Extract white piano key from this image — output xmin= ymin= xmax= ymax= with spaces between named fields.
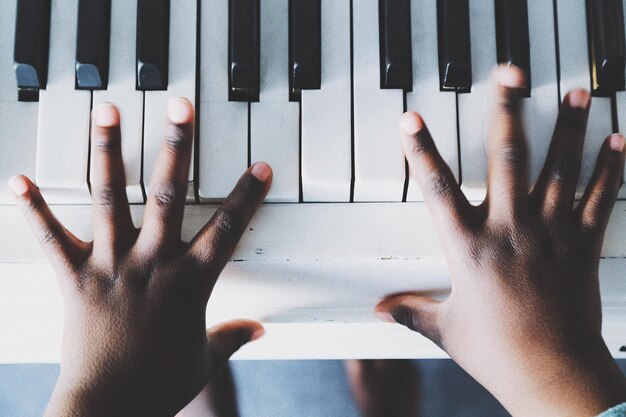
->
xmin=143 ymin=0 xmax=197 ymax=202
xmin=36 ymin=0 xmax=91 ymax=204
xmin=198 ymin=0 xmax=249 ymax=202
xmin=615 ymin=0 xmax=626 ymax=199
xmin=93 ymin=0 xmax=144 ymax=204
xmin=0 ymin=0 xmax=38 ymax=204
xmin=406 ymin=0 xmax=458 ymax=202
xmin=457 ymin=0 xmax=497 ymax=202
xmin=557 ymin=0 xmax=614 ymax=197
xmin=301 ymin=0 xmax=352 ymax=202
xmin=250 ymin=0 xmax=300 ymax=203
xmin=352 ymin=0 xmax=405 ymax=202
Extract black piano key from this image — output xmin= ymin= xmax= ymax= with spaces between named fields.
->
xmin=76 ymin=0 xmax=111 ymax=90
xmin=136 ymin=0 xmax=170 ymax=91
xmin=13 ymin=0 xmax=52 ymax=98
xmin=289 ymin=0 xmax=321 ymax=101
xmin=229 ymin=0 xmax=260 ymax=102
xmin=379 ymin=0 xmax=413 ymax=90
xmin=587 ymin=0 xmax=625 ymax=95
xmin=437 ymin=0 xmax=472 ymax=93
xmin=495 ymin=0 xmax=531 ymax=97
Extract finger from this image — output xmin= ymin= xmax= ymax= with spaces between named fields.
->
xmin=400 ymin=111 xmax=471 ymax=232
xmin=90 ymin=103 xmax=135 ymax=254
xmin=138 ymin=97 xmax=194 ymax=252
xmin=205 ymin=319 xmax=264 ymax=375
xmin=188 ymin=162 xmax=271 ymax=290
xmin=486 ymin=65 xmax=528 ymax=221
xmin=375 ymin=294 xmax=444 ymax=348
xmin=531 ymin=90 xmax=591 ymax=218
xmin=575 ymin=134 xmax=625 ymax=235
xmin=9 ymin=176 xmax=87 ymax=271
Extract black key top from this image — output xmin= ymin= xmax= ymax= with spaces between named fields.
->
xmin=587 ymin=0 xmax=625 ymax=95
xmin=289 ymin=0 xmax=321 ymax=101
xmin=379 ymin=0 xmax=412 ymax=90
xmin=437 ymin=0 xmax=472 ymax=93
xmin=76 ymin=0 xmax=111 ymax=90
xmin=136 ymin=0 xmax=170 ymax=91
xmin=495 ymin=0 xmax=531 ymax=97
xmin=14 ymin=0 xmax=52 ymax=100
xmin=229 ymin=0 xmax=260 ymax=102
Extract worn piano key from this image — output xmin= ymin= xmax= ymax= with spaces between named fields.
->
xmin=250 ymin=0 xmax=300 ymax=202
xmin=289 ymin=0 xmax=321 ymax=101
xmin=557 ymin=0 xmax=614 ymax=194
xmin=301 ymin=0 xmax=352 ymax=202
xmin=0 ymin=0 xmax=38 ymax=203
xmin=587 ymin=0 xmax=625 ymax=95
xmin=379 ymin=0 xmax=413 ymax=90
xmin=75 ymin=0 xmax=111 ymax=90
xmin=229 ymin=0 xmax=260 ymax=102
xmin=406 ymin=0 xmax=458 ymax=201
xmin=495 ymin=0 xmax=531 ymax=97
xmin=36 ymin=0 xmax=92 ymax=204
xmin=199 ymin=0 xmax=249 ymax=201
xmin=93 ymin=0 xmax=144 ymax=203
xmin=353 ymin=0 xmax=405 ymax=202
xmin=13 ymin=0 xmax=52 ymax=99
xmin=136 ymin=0 xmax=170 ymax=91
xmin=437 ymin=0 xmax=471 ymax=92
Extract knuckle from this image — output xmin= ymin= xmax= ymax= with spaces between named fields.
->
xmin=426 ymin=173 xmax=453 ymax=196
xmin=212 ymin=208 xmax=245 ymax=245
xmin=549 ymin=157 xmax=577 ymax=184
xmin=407 ymin=134 xmax=434 ymax=157
xmin=92 ymin=130 xmax=120 ymax=153
xmin=150 ymin=183 xmax=179 ymax=210
xmin=164 ymin=124 xmax=192 ymax=153
xmin=498 ymin=141 xmax=526 ymax=167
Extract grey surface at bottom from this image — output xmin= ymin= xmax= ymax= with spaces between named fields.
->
xmin=1 ymin=360 xmax=625 ymax=417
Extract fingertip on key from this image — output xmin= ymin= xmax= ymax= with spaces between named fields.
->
xmin=8 ymin=175 xmax=30 ymax=196
xmin=250 ymin=162 xmax=272 ymax=182
xmin=609 ymin=134 xmax=625 ymax=153
xmin=493 ymin=64 xmax=526 ymax=89
xmin=400 ymin=111 xmax=425 ymax=137
xmin=167 ymin=97 xmax=194 ymax=125
xmin=565 ymin=89 xmax=591 ymax=109
xmin=93 ymin=103 xmax=120 ymax=128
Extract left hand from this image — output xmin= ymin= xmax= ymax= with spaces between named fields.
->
xmin=10 ymin=98 xmax=271 ymax=417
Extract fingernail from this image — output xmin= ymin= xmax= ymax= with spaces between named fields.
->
xmin=375 ymin=311 xmax=396 ymax=324
xmin=400 ymin=112 xmax=424 ymax=137
xmin=609 ymin=134 xmax=625 ymax=152
xmin=566 ymin=89 xmax=591 ymax=109
xmin=494 ymin=64 xmax=526 ymax=89
xmin=93 ymin=103 xmax=119 ymax=127
xmin=250 ymin=162 xmax=272 ymax=182
xmin=250 ymin=327 xmax=265 ymax=342
xmin=167 ymin=97 xmax=194 ymax=124
xmin=8 ymin=176 xmax=29 ymax=196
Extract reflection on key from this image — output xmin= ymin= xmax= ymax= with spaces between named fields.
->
xmin=289 ymin=0 xmax=321 ymax=101
xmin=76 ymin=0 xmax=111 ymax=90
xmin=229 ymin=0 xmax=260 ymax=102
xmin=437 ymin=0 xmax=471 ymax=92
xmin=379 ymin=0 xmax=413 ymax=90
xmin=136 ymin=0 xmax=170 ymax=91
xmin=13 ymin=0 xmax=52 ymax=101
xmin=587 ymin=0 xmax=625 ymax=96
xmin=495 ymin=0 xmax=531 ymax=97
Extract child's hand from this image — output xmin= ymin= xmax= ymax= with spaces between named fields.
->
xmin=377 ymin=66 xmax=626 ymax=416
xmin=10 ymin=98 xmax=271 ymax=417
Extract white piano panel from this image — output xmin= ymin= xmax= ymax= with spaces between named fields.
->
xmin=615 ymin=0 xmax=626 ymax=199
xmin=406 ymin=0 xmax=458 ymax=202
xmin=93 ymin=0 xmax=144 ymax=204
xmin=36 ymin=0 xmax=91 ymax=204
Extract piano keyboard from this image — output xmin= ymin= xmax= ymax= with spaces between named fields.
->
xmin=0 ymin=0 xmax=625 ymax=361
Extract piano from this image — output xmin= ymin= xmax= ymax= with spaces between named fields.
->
xmin=0 ymin=0 xmax=625 ymax=362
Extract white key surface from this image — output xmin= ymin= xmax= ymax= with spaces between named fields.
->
xmin=557 ymin=0 xmax=614 ymax=196
xmin=0 ymin=0 xmax=38 ymax=204
xmin=198 ymin=0 xmax=249 ymax=202
xmin=93 ymin=0 xmax=144 ymax=203
xmin=301 ymin=0 xmax=352 ymax=202
xmin=143 ymin=0 xmax=197 ymax=201
xmin=406 ymin=0 xmax=458 ymax=202
xmin=352 ymin=0 xmax=405 ymax=202
xmin=36 ymin=0 xmax=91 ymax=204
xmin=615 ymin=0 xmax=626 ymax=199
xmin=250 ymin=0 xmax=300 ymax=203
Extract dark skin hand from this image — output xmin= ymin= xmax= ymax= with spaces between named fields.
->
xmin=9 ymin=98 xmax=272 ymax=417
xmin=376 ymin=66 xmax=626 ymax=417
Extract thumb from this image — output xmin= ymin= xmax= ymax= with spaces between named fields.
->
xmin=375 ymin=294 xmax=444 ymax=348
xmin=206 ymin=319 xmax=264 ymax=370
